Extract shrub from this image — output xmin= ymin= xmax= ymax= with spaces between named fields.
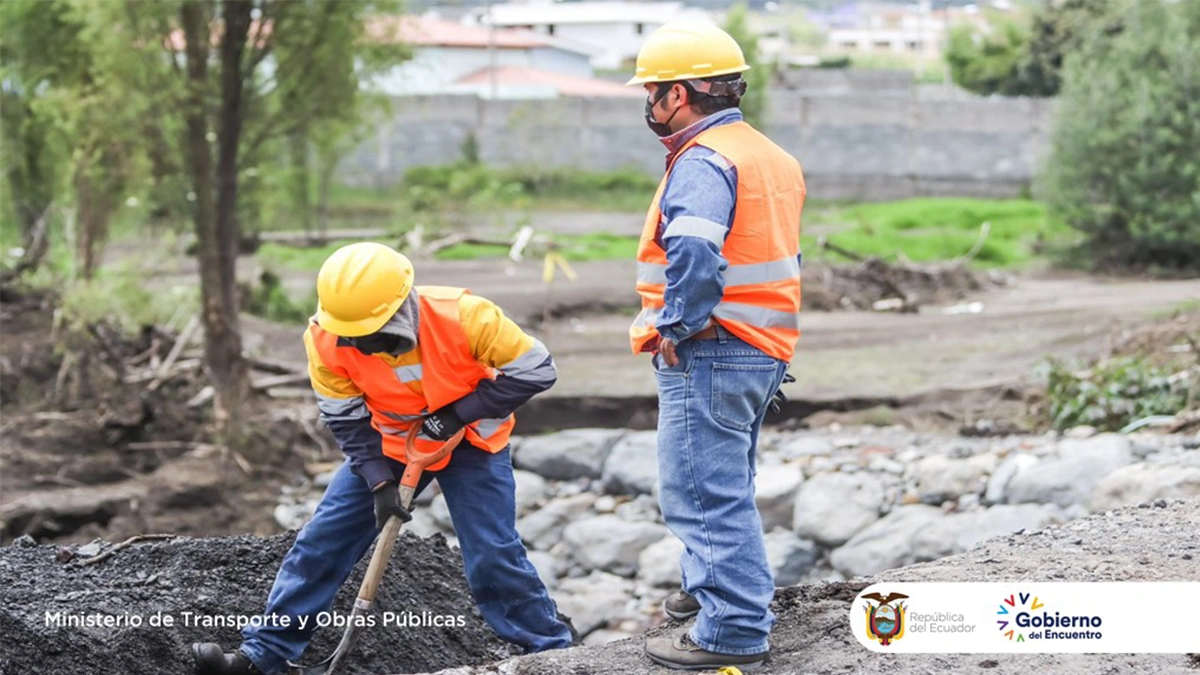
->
xmin=1039 ymin=0 xmax=1200 ymax=271
xmin=1045 ymin=357 xmax=1193 ymax=431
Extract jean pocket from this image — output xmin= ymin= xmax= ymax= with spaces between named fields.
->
xmin=710 ymin=362 xmax=779 ymax=431
xmin=652 ymin=349 xmax=688 ymax=378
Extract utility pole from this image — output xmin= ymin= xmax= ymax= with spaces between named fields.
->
xmin=487 ymin=1 xmax=497 ymax=99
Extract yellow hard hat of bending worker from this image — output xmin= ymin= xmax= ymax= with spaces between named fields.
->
xmin=316 ymin=242 xmax=414 ymax=337
xmin=626 ymin=21 xmax=750 ymax=85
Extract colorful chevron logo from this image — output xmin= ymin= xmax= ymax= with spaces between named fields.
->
xmin=996 ymin=592 xmax=1043 ymax=642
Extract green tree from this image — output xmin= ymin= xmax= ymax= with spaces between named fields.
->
xmin=945 ymin=0 xmax=1118 ymax=98
xmin=723 ymin=3 xmax=767 ymax=129
xmin=1019 ymin=0 xmax=1118 ymax=97
xmin=1040 ymin=0 xmax=1200 ymax=271
xmin=0 ymin=2 xmax=80 ymax=257
xmin=2 ymin=0 xmax=408 ymax=439
xmin=945 ymin=16 xmax=1030 ymax=96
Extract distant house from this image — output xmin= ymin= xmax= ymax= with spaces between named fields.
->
xmin=812 ymin=1 xmax=992 ymax=59
xmin=366 ymin=15 xmax=637 ymax=99
xmin=466 ymin=1 xmax=713 ymax=71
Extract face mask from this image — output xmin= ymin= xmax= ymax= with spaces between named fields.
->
xmin=644 ymin=86 xmax=681 ymax=137
xmin=350 ymin=332 xmax=403 ymax=356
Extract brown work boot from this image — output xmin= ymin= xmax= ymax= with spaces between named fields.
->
xmin=645 ymin=631 xmax=769 ymax=671
xmin=663 ymin=588 xmax=701 ymax=620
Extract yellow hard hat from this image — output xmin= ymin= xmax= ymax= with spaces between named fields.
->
xmin=626 ymin=21 xmax=749 ymax=86
xmin=315 ymin=242 xmax=414 ymax=337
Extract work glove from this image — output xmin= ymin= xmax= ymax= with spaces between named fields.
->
xmin=768 ymin=372 xmax=797 ymax=415
xmin=372 ymin=481 xmax=413 ymax=529
xmin=421 ymin=404 xmax=466 ymax=441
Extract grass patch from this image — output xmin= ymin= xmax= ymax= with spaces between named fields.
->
xmin=804 ymin=198 xmax=1074 ymax=268
xmin=257 ymin=239 xmax=397 ymax=271
xmin=436 ymin=232 xmax=640 ymax=262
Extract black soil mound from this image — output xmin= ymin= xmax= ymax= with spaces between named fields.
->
xmin=0 ymin=532 xmax=511 ymax=675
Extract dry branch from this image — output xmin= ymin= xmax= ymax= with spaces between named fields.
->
xmin=75 ymin=534 xmax=176 ymax=567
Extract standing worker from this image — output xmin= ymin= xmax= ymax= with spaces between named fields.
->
xmin=627 ymin=22 xmax=805 ymax=671
xmin=192 ymin=242 xmax=572 ymax=675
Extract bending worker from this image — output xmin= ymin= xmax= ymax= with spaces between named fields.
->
xmin=192 ymin=242 xmax=572 ymax=675
xmin=627 ymin=22 xmax=805 ymax=671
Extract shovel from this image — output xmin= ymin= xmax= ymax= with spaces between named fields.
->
xmin=289 ymin=425 xmax=466 ymax=675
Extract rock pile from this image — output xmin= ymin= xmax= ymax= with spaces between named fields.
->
xmin=275 ymin=425 xmax=1199 ymax=645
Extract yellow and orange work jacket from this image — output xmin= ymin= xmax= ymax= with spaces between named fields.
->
xmin=305 ymin=286 xmax=522 ymax=471
xmin=630 ymin=120 xmax=806 ymax=362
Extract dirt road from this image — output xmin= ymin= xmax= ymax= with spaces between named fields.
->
xmin=127 ymin=232 xmax=1200 ymax=406
xmin=404 ymin=260 xmax=1200 ymax=402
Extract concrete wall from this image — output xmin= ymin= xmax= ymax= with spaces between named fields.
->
xmin=342 ymin=90 xmax=1052 ymax=200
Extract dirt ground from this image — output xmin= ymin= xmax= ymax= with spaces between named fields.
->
xmin=410 ymin=498 xmax=1200 ymax=675
xmin=0 ymin=531 xmax=512 ymax=675
xmin=0 ymin=289 xmax=322 ymax=544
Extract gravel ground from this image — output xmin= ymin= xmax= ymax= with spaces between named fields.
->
xmin=0 ymin=532 xmax=511 ymax=675
xmin=411 ymin=498 xmax=1200 ymax=675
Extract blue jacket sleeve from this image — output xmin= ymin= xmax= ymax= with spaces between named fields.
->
xmin=655 ymin=148 xmax=738 ymax=343
xmin=325 ymin=418 xmax=394 ymax=489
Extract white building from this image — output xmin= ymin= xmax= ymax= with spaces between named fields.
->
xmin=466 ymin=1 xmax=713 ymax=71
xmin=821 ymin=1 xmax=990 ymax=59
xmin=366 ymin=15 xmax=638 ymax=99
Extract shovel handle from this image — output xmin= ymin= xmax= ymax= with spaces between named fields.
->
xmin=356 ymin=426 xmax=466 ymax=604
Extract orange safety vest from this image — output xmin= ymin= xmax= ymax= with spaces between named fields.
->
xmin=309 ymin=286 xmax=516 ymax=471
xmin=630 ymin=121 xmax=806 ymax=362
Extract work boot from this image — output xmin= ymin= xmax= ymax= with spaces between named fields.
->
xmin=191 ymin=643 xmax=264 ymax=675
xmin=663 ymin=588 xmax=701 ymax=620
xmin=645 ymin=631 xmax=769 ymax=671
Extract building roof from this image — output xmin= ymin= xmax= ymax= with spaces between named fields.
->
xmin=368 ymin=15 xmax=550 ymax=49
xmin=455 ymin=66 xmax=644 ymax=98
xmin=476 ymin=1 xmax=711 ymax=27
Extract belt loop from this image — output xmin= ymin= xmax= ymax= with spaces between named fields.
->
xmin=715 ymin=322 xmax=729 ymax=343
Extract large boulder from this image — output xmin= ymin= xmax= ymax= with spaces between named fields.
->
xmin=829 ymin=505 xmax=945 ymax=577
xmin=777 ymin=436 xmax=834 ymax=458
xmin=636 ymin=536 xmax=684 ymax=588
xmin=1006 ymin=434 xmax=1133 ymax=508
xmin=554 ymin=571 xmax=635 ymax=636
xmin=428 ymin=493 xmax=455 ymax=531
xmin=914 ymin=453 xmax=998 ymax=502
xmin=517 ymin=493 xmax=597 ymax=551
xmin=562 ymin=514 xmax=669 ymax=577
xmin=403 ymin=508 xmax=444 ymax=539
xmin=526 ymin=550 xmax=564 ymax=590
xmin=984 ymin=453 xmax=1038 ymax=504
xmin=956 ymin=504 xmax=1065 ymax=550
xmin=1089 ymin=452 xmax=1200 ymax=511
xmin=910 ymin=512 xmax=977 ymax=561
xmin=755 ymin=463 xmax=805 ymax=531
xmin=601 ymin=431 xmax=659 ymax=496
xmin=792 ymin=472 xmax=889 ymax=547
xmin=763 ymin=530 xmax=818 ymax=586
xmin=515 ymin=429 xmax=626 ymax=481
xmin=513 ymin=469 xmax=548 ymax=517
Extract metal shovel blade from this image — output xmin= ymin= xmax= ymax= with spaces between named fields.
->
xmin=287 ymin=605 xmax=369 ymax=675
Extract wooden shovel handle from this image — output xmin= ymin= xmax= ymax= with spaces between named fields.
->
xmin=356 ymin=426 xmax=466 ymax=604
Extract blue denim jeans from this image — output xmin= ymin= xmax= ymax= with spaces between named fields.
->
xmin=239 ymin=445 xmax=571 ymax=674
xmin=654 ymin=326 xmax=788 ymax=655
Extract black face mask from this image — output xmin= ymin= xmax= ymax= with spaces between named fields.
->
xmin=350 ymin=332 xmax=403 ymax=356
xmin=644 ymin=86 xmax=681 ymax=137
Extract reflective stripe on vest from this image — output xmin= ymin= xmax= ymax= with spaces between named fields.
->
xmin=630 ymin=121 xmax=805 ymax=362
xmin=309 ymin=285 xmax=516 ymax=470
